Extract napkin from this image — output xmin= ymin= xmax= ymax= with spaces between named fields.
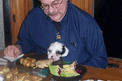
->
xmin=0 ymin=58 xmax=8 ymax=65
xmin=3 ymin=54 xmax=24 ymax=62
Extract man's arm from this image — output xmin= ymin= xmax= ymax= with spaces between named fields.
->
xmin=15 ymin=45 xmax=22 ymax=54
xmin=83 ymin=20 xmax=108 ymax=69
xmin=16 ymin=14 xmax=35 ymax=54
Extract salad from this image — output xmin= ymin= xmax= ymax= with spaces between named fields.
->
xmin=48 ymin=61 xmax=82 ymax=77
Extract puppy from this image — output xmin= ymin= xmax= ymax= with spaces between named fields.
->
xmin=47 ymin=42 xmax=69 ymax=61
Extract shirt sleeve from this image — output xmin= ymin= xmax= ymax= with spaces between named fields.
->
xmin=83 ymin=19 xmax=108 ymax=69
xmin=16 ymin=14 xmax=35 ymax=54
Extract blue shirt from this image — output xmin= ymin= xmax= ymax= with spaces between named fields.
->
xmin=16 ymin=2 xmax=108 ymax=68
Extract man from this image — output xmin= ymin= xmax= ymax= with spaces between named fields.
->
xmin=4 ymin=0 xmax=108 ymax=68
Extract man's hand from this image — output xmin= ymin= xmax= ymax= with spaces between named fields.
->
xmin=4 ymin=45 xmax=21 ymax=58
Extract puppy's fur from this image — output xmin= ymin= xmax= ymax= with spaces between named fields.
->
xmin=47 ymin=42 xmax=69 ymax=61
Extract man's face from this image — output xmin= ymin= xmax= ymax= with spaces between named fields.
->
xmin=40 ymin=0 xmax=68 ymax=22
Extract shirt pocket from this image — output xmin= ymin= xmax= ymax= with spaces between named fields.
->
xmin=68 ymin=39 xmax=85 ymax=60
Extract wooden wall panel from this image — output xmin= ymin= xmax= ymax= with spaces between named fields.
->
xmin=10 ymin=0 xmax=33 ymax=45
xmin=70 ymin=0 xmax=93 ymax=16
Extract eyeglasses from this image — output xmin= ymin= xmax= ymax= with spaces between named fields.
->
xmin=41 ymin=0 xmax=63 ymax=10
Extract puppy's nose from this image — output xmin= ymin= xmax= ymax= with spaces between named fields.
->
xmin=50 ymin=56 xmax=54 ymax=60
xmin=50 ymin=56 xmax=53 ymax=59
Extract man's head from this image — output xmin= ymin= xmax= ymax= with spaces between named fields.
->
xmin=39 ymin=0 xmax=68 ymax=22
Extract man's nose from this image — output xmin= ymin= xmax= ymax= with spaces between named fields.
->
xmin=48 ymin=6 xmax=55 ymax=13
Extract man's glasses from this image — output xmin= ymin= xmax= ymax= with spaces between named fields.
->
xmin=41 ymin=0 xmax=63 ymax=10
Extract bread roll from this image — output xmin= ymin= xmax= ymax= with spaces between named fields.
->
xmin=19 ymin=57 xmax=36 ymax=68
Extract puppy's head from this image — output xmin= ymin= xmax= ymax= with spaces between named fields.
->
xmin=47 ymin=42 xmax=69 ymax=61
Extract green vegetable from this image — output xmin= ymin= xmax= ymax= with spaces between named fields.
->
xmin=48 ymin=61 xmax=80 ymax=77
xmin=48 ymin=65 xmax=60 ymax=76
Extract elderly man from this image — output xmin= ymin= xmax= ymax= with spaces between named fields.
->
xmin=4 ymin=0 xmax=108 ymax=68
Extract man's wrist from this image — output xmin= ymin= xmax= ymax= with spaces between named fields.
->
xmin=15 ymin=45 xmax=22 ymax=54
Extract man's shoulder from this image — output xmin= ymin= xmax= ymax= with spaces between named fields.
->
xmin=28 ymin=6 xmax=44 ymax=16
xmin=24 ymin=6 xmax=47 ymax=23
xmin=68 ymin=2 xmax=99 ymax=30
xmin=68 ymin=2 xmax=93 ymax=20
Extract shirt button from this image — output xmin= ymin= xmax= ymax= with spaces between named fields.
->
xmin=71 ymin=42 xmax=74 ymax=45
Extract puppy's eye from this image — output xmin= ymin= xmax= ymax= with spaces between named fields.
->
xmin=48 ymin=50 xmax=52 ymax=53
xmin=56 ymin=51 xmax=61 ymax=54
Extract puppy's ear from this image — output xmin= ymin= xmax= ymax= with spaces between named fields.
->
xmin=47 ymin=42 xmax=54 ymax=53
xmin=61 ymin=45 xmax=69 ymax=57
xmin=48 ymin=42 xmax=53 ymax=48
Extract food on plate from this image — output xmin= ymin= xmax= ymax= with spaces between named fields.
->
xmin=0 ymin=66 xmax=43 ymax=81
xmin=60 ymin=66 xmax=80 ymax=77
xmin=48 ymin=61 xmax=81 ymax=77
xmin=10 ymin=72 xmax=29 ymax=81
xmin=35 ymin=59 xmax=53 ymax=68
xmin=29 ymin=75 xmax=43 ymax=81
xmin=0 ymin=66 xmax=10 ymax=74
xmin=4 ymin=68 xmax=18 ymax=79
xmin=20 ymin=57 xmax=54 ymax=68
xmin=19 ymin=57 xmax=36 ymax=68
xmin=31 ymin=58 xmax=36 ymax=63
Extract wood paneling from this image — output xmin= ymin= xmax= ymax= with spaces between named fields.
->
xmin=70 ymin=0 xmax=93 ymax=16
xmin=10 ymin=0 xmax=33 ymax=45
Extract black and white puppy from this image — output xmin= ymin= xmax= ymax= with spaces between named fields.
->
xmin=47 ymin=42 xmax=69 ymax=61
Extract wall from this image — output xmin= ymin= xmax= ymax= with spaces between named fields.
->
xmin=94 ymin=0 xmax=122 ymax=58
xmin=0 ymin=0 xmax=5 ymax=49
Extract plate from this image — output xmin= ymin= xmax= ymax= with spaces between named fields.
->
xmin=15 ymin=54 xmax=63 ymax=70
xmin=0 ymin=58 xmax=8 ymax=66
xmin=5 ymin=54 xmax=53 ymax=81
xmin=50 ymin=64 xmax=87 ymax=81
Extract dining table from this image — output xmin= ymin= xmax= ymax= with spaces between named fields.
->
xmin=0 ymin=50 xmax=122 ymax=81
